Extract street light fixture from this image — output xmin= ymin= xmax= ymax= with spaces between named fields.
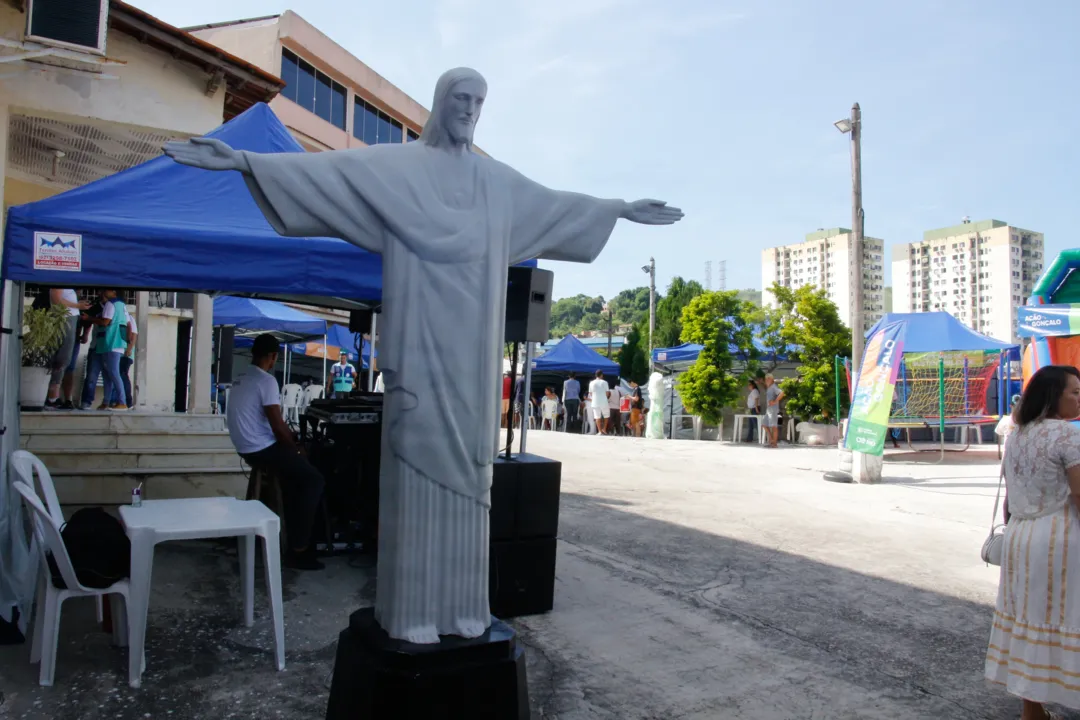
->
xmin=834 ymin=103 xmax=864 ymax=369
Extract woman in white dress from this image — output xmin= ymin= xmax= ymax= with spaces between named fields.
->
xmin=986 ymin=365 xmax=1080 ymax=719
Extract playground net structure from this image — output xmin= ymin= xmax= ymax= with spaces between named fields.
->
xmin=888 ymin=350 xmax=1001 ymax=427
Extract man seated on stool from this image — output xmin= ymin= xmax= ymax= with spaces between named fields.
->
xmin=228 ymin=333 xmax=326 ymax=570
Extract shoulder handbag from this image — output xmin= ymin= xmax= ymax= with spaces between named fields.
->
xmin=981 ymin=464 xmax=1006 ymax=566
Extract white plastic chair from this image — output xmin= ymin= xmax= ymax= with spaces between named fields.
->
xmin=540 ymin=401 xmax=557 ymax=430
xmin=11 ymin=451 xmax=105 ymax=625
xmin=13 ymin=481 xmax=136 ymax=687
xmin=280 ymin=383 xmax=303 ymax=424
xmin=301 ymin=385 xmax=325 ymax=415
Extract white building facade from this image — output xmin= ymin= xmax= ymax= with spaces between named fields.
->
xmin=761 ymin=228 xmax=885 ymax=333
xmin=892 ymin=219 xmax=1043 ymax=342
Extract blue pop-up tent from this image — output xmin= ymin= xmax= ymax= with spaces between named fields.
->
xmin=1 ymin=103 xmax=386 ymax=301
xmin=652 ymin=343 xmax=704 ymax=365
xmin=1 ymin=101 xmax=537 ymax=304
xmin=533 ymin=335 xmax=619 ymax=374
xmin=865 ymin=312 xmax=1020 ymax=359
xmin=288 ymin=323 xmax=375 ymax=365
xmin=652 ymin=336 xmax=793 ymax=368
xmin=213 ymin=296 xmax=327 ymax=337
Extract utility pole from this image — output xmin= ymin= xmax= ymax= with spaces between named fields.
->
xmin=644 ymin=257 xmax=656 ymax=372
xmin=851 ymin=103 xmax=864 ymax=369
xmin=718 ymin=259 xmax=727 ymax=291
xmin=835 ymin=103 xmax=864 ymax=368
xmin=605 ymin=304 xmax=614 ymax=358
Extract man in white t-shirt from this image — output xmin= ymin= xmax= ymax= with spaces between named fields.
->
xmin=228 ymin=334 xmax=326 ymax=570
xmin=607 ymin=381 xmax=624 ymax=436
xmin=588 ymin=369 xmax=611 ymax=435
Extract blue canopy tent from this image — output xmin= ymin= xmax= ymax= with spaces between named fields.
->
xmin=862 ymin=313 xmax=1020 ymax=441
xmin=213 ymin=296 xmax=327 ymax=338
xmin=288 ymin=323 xmax=375 ymax=367
xmin=1 ymin=103 xmax=386 ymax=303
xmin=1 ymin=101 xmax=536 ymax=307
xmin=532 ymin=335 xmax=619 ymax=375
xmin=652 ymin=336 xmax=793 ymax=371
xmin=865 ymin=312 xmax=1020 ymax=360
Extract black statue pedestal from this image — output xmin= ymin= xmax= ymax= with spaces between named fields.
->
xmin=325 ymin=608 xmax=529 ymax=720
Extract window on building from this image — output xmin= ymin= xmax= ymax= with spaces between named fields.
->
xmin=407 ymin=129 xmax=420 ymax=142
xmin=353 ymin=98 xmax=405 ymax=145
xmin=280 ymin=48 xmax=347 ymax=130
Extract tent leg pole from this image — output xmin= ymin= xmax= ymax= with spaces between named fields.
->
xmin=368 ymin=313 xmax=378 ymax=392
xmin=519 ymin=342 xmax=534 ymax=454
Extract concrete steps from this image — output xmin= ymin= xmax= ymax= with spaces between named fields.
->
xmin=19 ymin=411 xmax=247 ymax=506
xmin=20 ymin=411 xmax=226 ymax=433
xmin=21 ymin=430 xmax=235 ymax=451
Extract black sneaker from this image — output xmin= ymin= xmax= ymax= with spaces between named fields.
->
xmin=284 ymin=548 xmax=324 ymax=571
xmin=59 ymin=400 xmax=74 ymax=410
xmin=43 ymin=399 xmax=61 ymax=411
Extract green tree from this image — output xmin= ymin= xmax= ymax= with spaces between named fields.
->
xmin=753 ymin=304 xmax=791 ymax=374
xmin=618 ymin=322 xmax=649 ymax=384
xmin=770 ymin=283 xmax=852 ymax=423
xmin=654 ymin=277 xmax=703 ymax=348
xmin=676 ymin=290 xmax=756 ymax=425
xmin=735 ymin=288 xmax=762 ymax=306
xmin=549 ymin=294 xmax=604 ymax=337
xmin=607 ymin=286 xmax=651 ymax=327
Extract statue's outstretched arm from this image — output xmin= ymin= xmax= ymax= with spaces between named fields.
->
xmin=163 ymin=137 xmax=252 ymax=174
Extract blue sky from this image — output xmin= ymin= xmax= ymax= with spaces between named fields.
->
xmin=139 ymin=0 xmax=1079 ymax=301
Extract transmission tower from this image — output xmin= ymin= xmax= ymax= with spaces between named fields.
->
xmin=704 ymin=261 xmax=712 ymax=290
xmin=718 ymin=260 xmax=727 ymax=291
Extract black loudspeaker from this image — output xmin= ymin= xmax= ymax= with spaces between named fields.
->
xmin=349 ymin=308 xmax=372 ymax=334
xmin=490 ymin=454 xmax=561 ymax=618
xmin=214 ymin=326 xmax=235 ymax=384
xmin=491 ymin=454 xmax=561 ymax=541
xmin=505 ymin=267 xmax=554 ymax=343
xmin=490 ymin=538 xmax=557 ymax=619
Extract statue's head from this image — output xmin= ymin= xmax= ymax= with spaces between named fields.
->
xmin=420 ymin=67 xmax=487 ymax=151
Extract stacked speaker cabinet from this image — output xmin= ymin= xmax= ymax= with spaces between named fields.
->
xmin=489 ymin=453 xmax=561 ymax=618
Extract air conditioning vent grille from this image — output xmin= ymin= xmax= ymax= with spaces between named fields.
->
xmin=28 ymin=0 xmax=104 ymax=51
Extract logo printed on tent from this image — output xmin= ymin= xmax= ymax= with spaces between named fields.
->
xmin=32 ymin=231 xmax=81 ymax=272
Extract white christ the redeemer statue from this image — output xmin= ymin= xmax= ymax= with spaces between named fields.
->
xmin=165 ymin=67 xmax=683 ymax=644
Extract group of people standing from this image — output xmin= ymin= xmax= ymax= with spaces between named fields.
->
xmin=501 ymin=370 xmax=645 ymax=437
xmin=742 ymin=374 xmax=784 ymax=447
xmin=40 ymin=287 xmax=137 ymax=411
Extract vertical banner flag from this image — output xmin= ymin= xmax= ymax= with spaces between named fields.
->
xmin=844 ymin=321 xmax=906 ymax=455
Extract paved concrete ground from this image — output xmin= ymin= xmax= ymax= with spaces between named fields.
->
xmin=0 ymin=433 xmax=1059 ymax=719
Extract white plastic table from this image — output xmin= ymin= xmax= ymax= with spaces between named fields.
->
xmin=731 ymin=414 xmax=759 ymax=443
xmin=118 ymin=497 xmax=284 ymax=688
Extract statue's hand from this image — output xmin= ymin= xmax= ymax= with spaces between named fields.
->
xmin=621 ymin=199 xmax=684 ymax=226
xmin=162 ymin=137 xmax=245 ymax=172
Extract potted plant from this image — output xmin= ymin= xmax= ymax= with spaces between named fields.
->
xmin=20 ymin=303 xmax=69 ymax=410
